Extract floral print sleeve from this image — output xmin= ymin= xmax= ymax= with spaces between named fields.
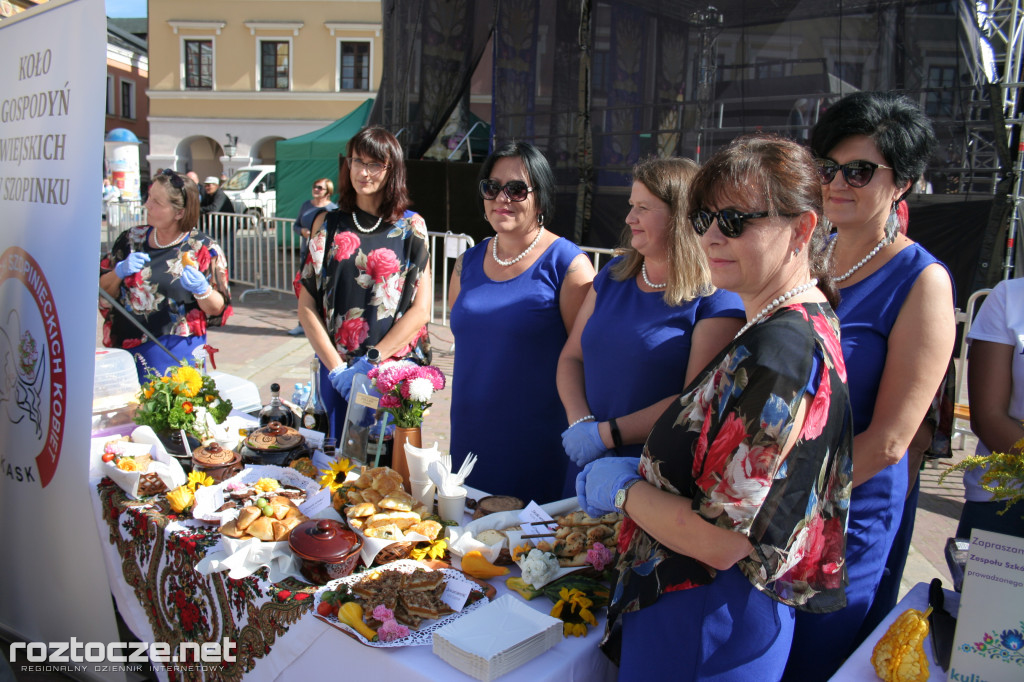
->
xmin=100 ymin=226 xmax=232 ymax=350
xmin=605 ymin=302 xmax=853 ymax=648
xmin=299 ymin=209 xmax=430 ymax=362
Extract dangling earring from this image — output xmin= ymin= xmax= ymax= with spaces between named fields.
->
xmin=793 ymin=247 xmax=801 ymax=256
xmin=884 ymin=200 xmax=900 ymax=241
xmin=538 ymin=213 xmax=545 ymax=227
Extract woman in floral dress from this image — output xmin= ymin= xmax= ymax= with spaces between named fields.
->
xmin=297 ymin=126 xmax=431 ymax=440
xmin=100 ymin=170 xmax=231 ymax=381
xmin=577 ymin=135 xmax=853 ymax=680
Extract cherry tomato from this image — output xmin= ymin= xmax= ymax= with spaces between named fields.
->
xmin=316 ymin=601 xmax=335 ymax=617
xmin=102 ymin=452 xmax=115 ymax=463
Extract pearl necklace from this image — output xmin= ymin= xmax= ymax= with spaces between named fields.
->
xmin=735 ymin=279 xmax=819 ymax=339
xmin=641 ymin=261 xmax=667 ymax=289
xmin=352 ymin=210 xmax=383 ymax=233
xmin=827 ymin=234 xmax=892 ymax=283
xmin=151 ymin=227 xmax=186 ymax=249
xmin=492 ymin=227 xmax=544 ymax=266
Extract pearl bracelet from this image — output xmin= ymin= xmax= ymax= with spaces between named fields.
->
xmin=569 ymin=414 xmax=596 ymax=428
xmin=194 ymin=288 xmax=214 ymax=300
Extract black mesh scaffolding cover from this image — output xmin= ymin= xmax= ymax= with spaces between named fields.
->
xmin=374 ymin=0 xmax=1011 ymax=292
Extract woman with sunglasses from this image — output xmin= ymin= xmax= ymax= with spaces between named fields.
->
xmin=784 ymin=92 xmax=955 ymax=680
xmin=556 ymin=157 xmax=744 ymax=493
xmin=448 ymin=141 xmax=595 ymax=503
xmin=288 ymin=178 xmax=337 ymax=335
xmin=577 ymin=134 xmax=852 ymax=680
xmin=297 ymin=126 xmax=431 ymax=441
xmin=100 ymin=170 xmax=231 ymax=381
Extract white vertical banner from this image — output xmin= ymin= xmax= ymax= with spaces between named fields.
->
xmin=0 ymin=0 xmax=121 ymax=679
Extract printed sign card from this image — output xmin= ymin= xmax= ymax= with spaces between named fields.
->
xmin=948 ymin=529 xmax=1024 ymax=682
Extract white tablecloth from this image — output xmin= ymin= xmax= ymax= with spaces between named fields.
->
xmin=832 ymin=581 xmax=960 ymax=681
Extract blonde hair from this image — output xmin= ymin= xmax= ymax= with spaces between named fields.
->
xmin=611 ymin=157 xmax=711 ymax=305
xmin=314 ymin=177 xmax=334 ymax=196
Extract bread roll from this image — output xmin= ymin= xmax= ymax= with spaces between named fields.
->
xmin=219 ymin=519 xmax=244 ymax=538
xmin=236 ymin=506 xmax=261 ymax=531
xmin=383 ymin=511 xmax=420 ymax=530
xmin=365 ymin=523 xmax=403 ymax=540
xmin=408 ymin=520 xmax=442 ymax=541
xmin=346 ymin=502 xmax=377 ymax=519
xmin=345 ymin=489 xmax=365 ymax=505
xmin=247 ymin=516 xmax=275 ymax=541
xmin=361 ymin=489 xmax=384 ymax=505
xmin=379 ymin=490 xmax=415 ymax=512
xmin=475 ymin=530 xmax=507 ymax=547
xmin=272 ymin=520 xmax=291 ymax=542
xmin=365 ymin=513 xmax=395 ymax=529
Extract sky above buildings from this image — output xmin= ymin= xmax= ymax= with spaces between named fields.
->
xmin=106 ymin=0 xmax=146 ymax=18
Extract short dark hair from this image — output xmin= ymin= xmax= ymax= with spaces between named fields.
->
xmin=689 ymin=133 xmax=838 ymax=308
xmin=338 ymin=126 xmax=410 ymax=222
xmin=476 ymin=141 xmax=556 ymax=226
xmin=810 ymin=91 xmax=936 ymax=187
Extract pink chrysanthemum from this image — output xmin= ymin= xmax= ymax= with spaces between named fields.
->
xmin=586 ymin=542 xmax=613 ymax=572
xmin=379 ymin=394 xmax=401 ymax=409
xmin=376 ymin=619 xmax=410 ymax=642
xmin=372 ymin=605 xmax=395 ymax=622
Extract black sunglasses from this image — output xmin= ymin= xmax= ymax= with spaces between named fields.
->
xmin=690 ymin=209 xmax=798 ymax=238
xmin=479 ymin=179 xmax=534 ymax=202
xmin=816 ymin=159 xmax=894 ymax=188
xmin=313 ymin=185 xmax=327 ymax=191
xmin=161 ymin=169 xmax=187 ymax=207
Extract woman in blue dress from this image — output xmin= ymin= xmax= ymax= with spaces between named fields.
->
xmin=448 ymin=141 xmax=595 ymax=504
xmin=557 ymin=157 xmax=744 ymax=493
xmin=784 ymin=92 xmax=956 ymax=680
xmin=578 ymin=134 xmax=853 ymax=681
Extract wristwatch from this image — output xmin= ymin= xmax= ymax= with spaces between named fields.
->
xmin=365 ymin=347 xmax=382 ymax=365
xmin=614 ymin=479 xmax=641 ymax=514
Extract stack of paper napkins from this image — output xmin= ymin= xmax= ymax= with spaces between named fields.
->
xmin=433 ymin=595 xmax=562 ymax=681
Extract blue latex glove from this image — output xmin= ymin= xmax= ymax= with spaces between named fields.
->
xmin=328 ymin=356 xmax=374 ymax=401
xmin=576 ymin=456 xmax=642 ymax=518
xmin=180 ymin=265 xmax=211 ymax=296
xmin=562 ymin=421 xmax=609 ymax=467
xmin=114 ymin=252 xmax=150 ymax=279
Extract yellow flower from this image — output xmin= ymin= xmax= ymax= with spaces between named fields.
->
xmin=410 ymin=538 xmax=448 ymax=562
xmin=116 ymin=458 xmax=137 ymax=472
xmin=187 ymin=470 xmax=214 ymax=491
xmin=550 ymin=587 xmax=597 ymax=637
xmin=143 ymin=386 xmax=155 ymax=399
xmin=512 ymin=543 xmax=531 ymax=562
xmin=171 ymin=366 xmax=204 ymax=398
xmin=318 ymin=458 xmax=355 ymax=493
xmin=167 ymin=485 xmax=195 ymax=514
xmin=161 ymin=376 xmax=170 ymax=383
xmin=254 ymin=477 xmax=280 ymax=493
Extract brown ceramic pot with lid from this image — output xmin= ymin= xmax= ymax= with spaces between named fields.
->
xmin=240 ymin=421 xmax=308 ymax=467
xmin=289 ymin=519 xmax=363 ymax=584
xmin=191 ymin=441 xmax=243 ymax=483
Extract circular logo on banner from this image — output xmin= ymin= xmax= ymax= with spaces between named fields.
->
xmin=0 ymin=247 xmax=65 ymax=488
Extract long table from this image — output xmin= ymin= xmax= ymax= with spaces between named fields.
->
xmin=88 ymin=462 xmax=616 ymax=682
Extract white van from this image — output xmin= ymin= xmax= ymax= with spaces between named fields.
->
xmin=222 ymin=165 xmax=276 ymax=217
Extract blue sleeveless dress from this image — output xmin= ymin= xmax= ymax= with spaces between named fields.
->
xmin=786 ymin=243 xmax=949 ymax=680
xmin=562 ymin=257 xmax=744 ymax=495
xmin=450 ymin=237 xmax=584 ymax=504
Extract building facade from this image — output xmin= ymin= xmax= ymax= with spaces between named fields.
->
xmin=106 ymin=19 xmax=149 ymax=163
xmin=147 ymin=0 xmax=382 ymax=183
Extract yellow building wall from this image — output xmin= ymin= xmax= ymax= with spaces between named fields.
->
xmin=149 ymin=0 xmax=382 ymax=121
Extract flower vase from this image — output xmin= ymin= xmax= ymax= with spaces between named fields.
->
xmin=157 ymin=429 xmax=200 ymax=474
xmin=392 ymin=426 xmax=420 ymax=494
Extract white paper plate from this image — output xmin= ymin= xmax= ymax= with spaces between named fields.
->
xmin=432 ymin=595 xmax=563 ymax=681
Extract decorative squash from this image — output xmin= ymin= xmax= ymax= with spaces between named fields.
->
xmin=460 ymin=550 xmax=510 ymax=580
xmin=166 ymin=485 xmax=195 ymax=514
xmin=337 ymin=601 xmax=377 ymax=641
xmin=289 ymin=456 xmax=319 ymax=480
xmin=871 ymin=607 xmax=932 ymax=682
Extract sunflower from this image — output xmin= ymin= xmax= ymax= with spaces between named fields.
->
xmin=550 ymin=587 xmax=597 ymax=637
xmin=171 ymin=365 xmax=204 ymax=398
xmin=187 ymin=470 xmax=214 ymax=491
xmin=319 ymin=458 xmax=355 ymax=493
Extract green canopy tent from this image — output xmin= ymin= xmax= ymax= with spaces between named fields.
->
xmin=274 ymin=99 xmax=373 ymax=243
